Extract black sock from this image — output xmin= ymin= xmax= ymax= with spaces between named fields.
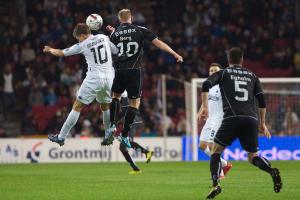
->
xmin=110 ymin=98 xmax=120 ymax=126
xmin=119 ymin=144 xmax=139 ymax=171
xmin=252 ymin=156 xmax=272 ymax=174
xmin=115 ymin=106 xmax=127 ymax=123
xmin=210 ymin=153 xmax=221 ymax=187
xmin=131 ymin=141 xmax=149 ymax=154
xmin=122 ymin=107 xmax=138 ymax=137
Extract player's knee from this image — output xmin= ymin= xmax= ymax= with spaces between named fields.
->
xmin=129 ymin=98 xmax=140 ymax=108
xmin=247 ymin=152 xmax=258 ymax=163
xmin=211 ymin=143 xmax=224 ymax=154
xmin=199 ymin=142 xmax=207 ymax=151
xmin=100 ymin=103 xmax=109 ymax=111
xmin=112 ymin=92 xmax=122 ymax=100
xmin=72 ymin=100 xmax=85 ymax=112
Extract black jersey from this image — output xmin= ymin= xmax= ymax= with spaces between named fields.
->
xmin=202 ymin=66 xmax=264 ymax=120
xmin=110 ymin=23 xmax=157 ymax=69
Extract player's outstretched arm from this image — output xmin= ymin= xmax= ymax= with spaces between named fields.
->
xmin=43 ymin=46 xmax=64 ymax=57
xmin=151 ymin=39 xmax=183 ymax=63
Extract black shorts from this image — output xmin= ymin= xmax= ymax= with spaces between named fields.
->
xmin=112 ymin=68 xmax=142 ymax=99
xmin=214 ymin=117 xmax=259 ymax=153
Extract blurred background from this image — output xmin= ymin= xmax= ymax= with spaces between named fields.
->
xmin=0 ymin=0 xmax=300 ymax=139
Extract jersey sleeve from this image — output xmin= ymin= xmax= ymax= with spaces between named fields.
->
xmin=138 ymin=26 xmax=157 ymax=42
xmin=254 ymin=76 xmax=263 ymax=96
xmin=254 ymin=76 xmax=266 ymax=108
xmin=110 ymin=31 xmax=117 ymax=44
xmin=202 ymin=70 xmax=223 ymax=92
xmin=63 ymin=43 xmax=83 ymax=56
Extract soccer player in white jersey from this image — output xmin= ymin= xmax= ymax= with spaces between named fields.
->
xmin=43 ymin=23 xmax=118 ymax=146
xmin=198 ymin=63 xmax=232 ymax=178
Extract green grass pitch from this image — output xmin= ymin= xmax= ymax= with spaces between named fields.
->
xmin=0 ymin=161 xmax=299 ymax=200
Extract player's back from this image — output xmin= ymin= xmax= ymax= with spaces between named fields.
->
xmin=219 ymin=66 xmax=261 ymax=119
xmin=110 ymin=23 xmax=157 ymax=69
xmin=80 ymin=34 xmax=115 ymax=76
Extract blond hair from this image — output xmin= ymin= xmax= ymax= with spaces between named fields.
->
xmin=118 ymin=9 xmax=132 ymax=22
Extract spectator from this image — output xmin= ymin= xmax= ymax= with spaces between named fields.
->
xmin=21 ymin=41 xmax=36 ymax=63
xmin=0 ymin=125 xmax=7 ymax=138
xmin=44 ymin=86 xmax=58 ymax=106
xmin=28 ymin=81 xmax=44 ymax=106
xmin=0 ymin=63 xmax=16 ymax=111
xmin=0 ymin=0 xmax=299 ymax=136
xmin=283 ymin=107 xmax=299 ymax=135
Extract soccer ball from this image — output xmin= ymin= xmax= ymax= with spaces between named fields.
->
xmin=86 ymin=14 xmax=103 ymax=31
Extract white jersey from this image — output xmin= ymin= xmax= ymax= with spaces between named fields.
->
xmin=200 ymin=84 xmax=223 ymax=143
xmin=63 ymin=34 xmax=118 ymax=78
xmin=207 ymin=84 xmax=223 ymax=120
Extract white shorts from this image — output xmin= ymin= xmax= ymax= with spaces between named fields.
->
xmin=199 ymin=118 xmax=222 ymax=143
xmin=77 ymin=73 xmax=114 ymax=105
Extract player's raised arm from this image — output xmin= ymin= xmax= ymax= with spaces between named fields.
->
xmin=43 ymin=46 xmax=64 ymax=57
xmin=152 ymin=39 xmax=183 ymax=63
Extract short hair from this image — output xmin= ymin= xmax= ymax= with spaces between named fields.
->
xmin=73 ymin=23 xmax=91 ymax=38
xmin=118 ymin=9 xmax=132 ymax=21
xmin=227 ymin=47 xmax=244 ymax=64
xmin=209 ymin=63 xmax=222 ymax=69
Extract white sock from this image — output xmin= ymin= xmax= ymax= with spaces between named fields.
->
xmin=204 ymin=146 xmax=211 ymax=157
xmin=220 ymin=158 xmax=227 ymax=168
xmin=204 ymin=146 xmax=228 ymax=167
xmin=102 ymin=110 xmax=110 ymax=138
xmin=58 ymin=110 xmax=80 ymax=140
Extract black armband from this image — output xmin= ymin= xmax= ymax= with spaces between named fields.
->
xmin=202 ymin=80 xmax=212 ymax=92
xmin=256 ymin=93 xmax=266 ymax=108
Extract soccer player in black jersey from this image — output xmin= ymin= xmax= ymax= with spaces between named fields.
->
xmin=104 ymin=9 xmax=183 ymax=147
xmin=198 ymin=47 xmax=282 ymax=199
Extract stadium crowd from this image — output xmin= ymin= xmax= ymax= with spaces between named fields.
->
xmin=0 ymin=0 xmax=299 ymax=137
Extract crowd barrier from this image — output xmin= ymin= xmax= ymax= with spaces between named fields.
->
xmin=0 ymin=137 xmax=181 ymax=163
xmin=183 ymin=136 xmax=300 ymax=161
xmin=1 ymin=136 xmax=299 ymax=163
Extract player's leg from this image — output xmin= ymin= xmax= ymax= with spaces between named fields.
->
xmin=122 ymin=98 xmax=140 ymax=138
xmin=239 ymin=118 xmax=282 ymax=193
xmin=110 ymin=70 xmax=126 ymax=127
xmin=210 ymin=143 xmax=226 ymax=186
xmin=48 ymin=78 xmax=95 ymax=146
xmin=119 ymin=143 xmax=141 ymax=173
xmin=48 ymin=99 xmax=85 ymax=146
xmin=206 ymin=142 xmax=225 ymax=199
xmin=117 ymin=69 xmax=142 ymax=148
xmin=206 ymin=119 xmax=237 ymax=199
xmin=248 ymin=152 xmax=282 ymax=193
xmin=129 ymin=122 xmax=154 ymax=163
xmin=99 ymin=103 xmax=115 ymax=145
xmin=110 ymin=92 xmax=122 ymax=126
xmin=199 ymin=123 xmax=231 ymax=178
xmin=131 ymin=141 xmax=154 ymax=163
xmin=96 ymin=77 xmax=118 ymax=145
xmin=200 ymin=141 xmax=227 ymax=178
